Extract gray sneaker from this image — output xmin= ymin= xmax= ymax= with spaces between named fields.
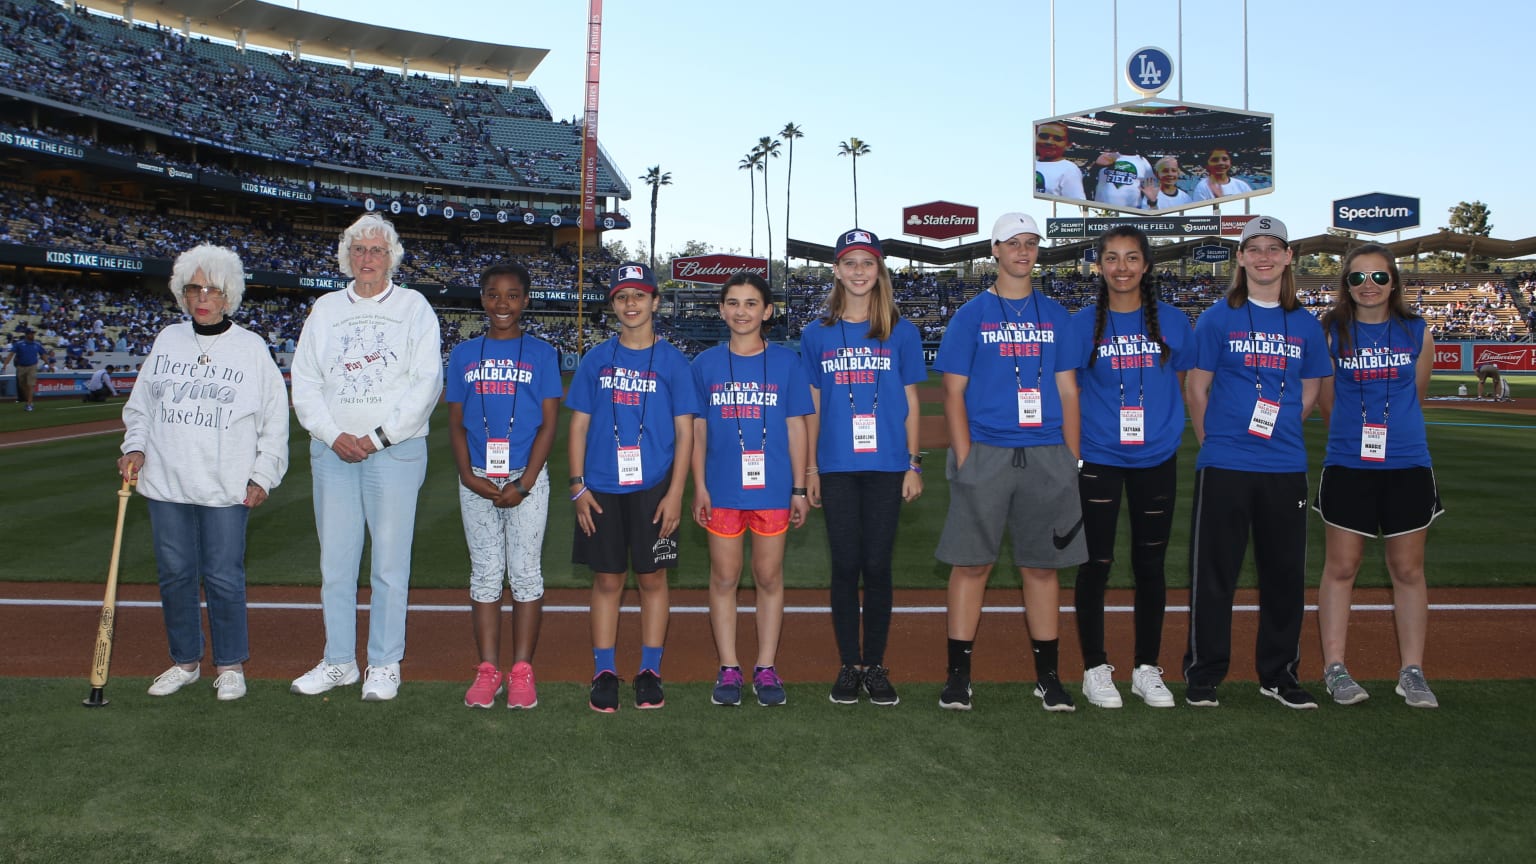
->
xmin=1395 ymin=665 xmax=1439 ymax=708
xmin=1324 ymin=662 xmax=1369 ymax=705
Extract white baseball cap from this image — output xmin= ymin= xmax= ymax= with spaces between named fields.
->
xmin=991 ymin=212 xmax=1042 ymax=244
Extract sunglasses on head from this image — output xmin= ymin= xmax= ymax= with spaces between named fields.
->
xmin=1347 ymin=271 xmax=1391 ymax=287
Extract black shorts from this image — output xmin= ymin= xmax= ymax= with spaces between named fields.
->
xmin=1312 ymin=465 xmax=1444 ymax=538
xmin=572 ymin=479 xmax=680 ymax=573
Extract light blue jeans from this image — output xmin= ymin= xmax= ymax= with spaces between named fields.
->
xmin=145 ymin=498 xmax=251 ymax=667
xmin=310 ymin=436 xmax=428 ymax=666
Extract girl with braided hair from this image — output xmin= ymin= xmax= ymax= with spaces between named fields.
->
xmin=1066 ymin=225 xmax=1195 ymax=708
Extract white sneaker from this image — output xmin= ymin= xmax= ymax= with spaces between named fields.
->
xmin=290 ymin=660 xmax=360 ymax=695
xmin=1131 ymin=664 xmax=1176 ymax=708
xmin=213 ymin=670 xmax=247 ymax=702
xmin=361 ymin=663 xmax=401 ymax=701
xmin=1081 ymin=663 xmax=1122 ymax=708
xmin=147 ymin=665 xmax=200 ymax=696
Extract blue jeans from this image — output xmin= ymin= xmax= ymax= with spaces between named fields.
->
xmin=145 ymin=498 xmax=251 ymax=667
xmin=310 ymin=436 xmax=428 ymax=666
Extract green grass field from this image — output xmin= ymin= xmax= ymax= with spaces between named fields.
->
xmin=2 ymin=677 xmax=1532 ymax=863
xmin=0 ymin=373 xmax=1531 ymax=590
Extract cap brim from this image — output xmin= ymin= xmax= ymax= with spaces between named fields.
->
xmin=835 ymin=243 xmax=882 ymax=260
xmin=609 ymin=281 xmax=656 ymax=296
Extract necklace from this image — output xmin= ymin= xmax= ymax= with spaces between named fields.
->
xmin=194 ymin=331 xmax=225 ymax=364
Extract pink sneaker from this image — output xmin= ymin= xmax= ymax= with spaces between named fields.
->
xmin=464 ymin=662 xmax=503 ymax=708
xmin=506 ymin=661 xmax=538 ymax=709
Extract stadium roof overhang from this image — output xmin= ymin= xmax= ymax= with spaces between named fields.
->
xmin=77 ymin=0 xmax=548 ymax=80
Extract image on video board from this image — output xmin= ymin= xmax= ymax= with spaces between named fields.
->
xmin=1033 ymin=101 xmax=1274 ymax=216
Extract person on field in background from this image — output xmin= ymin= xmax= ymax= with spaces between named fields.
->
xmin=934 ymin=213 xmax=1085 ymax=713
xmin=1315 ymin=244 xmax=1443 ymax=708
xmin=1182 ymin=216 xmax=1332 ymax=710
xmin=566 ymin=262 xmax=698 ymax=712
xmin=691 ymin=272 xmax=813 ymax=707
xmin=802 ymin=229 xmax=925 ymax=707
xmin=4 ymin=328 xmax=43 ymax=411
xmin=83 ymin=364 xmax=117 ymax=402
xmin=289 ymin=214 xmax=443 ymax=703
xmin=446 ymin=261 xmax=562 ymax=710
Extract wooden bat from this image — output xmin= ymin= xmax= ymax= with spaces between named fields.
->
xmin=83 ymin=478 xmax=134 ymax=708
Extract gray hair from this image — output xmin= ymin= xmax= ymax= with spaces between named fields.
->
xmin=169 ymin=244 xmax=246 ymax=315
xmin=336 ymin=214 xmax=405 ymax=279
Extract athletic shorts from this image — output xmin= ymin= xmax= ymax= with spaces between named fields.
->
xmin=1313 ymin=464 xmax=1444 ymax=538
xmin=15 ymin=364 xmax=37 ymax=392
xmin=572 ymin=478 xmax=680 ymax=573
xmin=703 ymin=507 xmax=790 ymax=539
xmin=936 ymin=442 xmax=1087 ymax=569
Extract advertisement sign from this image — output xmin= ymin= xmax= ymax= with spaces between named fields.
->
xmin=1332 ymin=192 xmax=1420 ymax=235
xmin=1034 ymin=101 xmax=1274 ymax=215
xmin=580 ymin=0 xmax=603 ymax=230
xmin=1125 ymin=47 xmax=1173 ymax=97
xmin=1047 ymin=215 xmax=1220 ymax=239
xmin=1432 ymin=344 xmax=1464 ymax=371
xmin=671 ymin=254 xmax=769 ymax=285
xmin=1220 ymin=215 xmax=1257 ymax=236
xmin=901 ymin=201 xmax=980 ymax=241
xmin=1472 ymin=344 xmax=1536 ymax=372
xmin=1191 ymin=245 xmax=1231 ymax=264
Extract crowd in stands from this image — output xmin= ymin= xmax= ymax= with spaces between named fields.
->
xmin=0 ymin=0 xmax=624 ymax=194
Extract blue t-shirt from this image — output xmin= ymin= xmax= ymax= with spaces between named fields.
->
xmin=692 ymin=343 xmax=815 ymax=510
xmin=1192 ymin=299 xmax=1332 ymax=473
xmin=445 ymin=334 xmax=563 ymax=471
xmin=1069 ymin=301 xmax=1195 ymax=468
xmin=1325 ymin=316 xmax=1431 ymax=469
xmin=933 ymin=290 xmax=1074 ymax=447
xmin=565 ymin=336 xmax=700 ymax=494
xmin=8 ymin=339 xmax=43 ymax=366
xmin=800 ymin=317 xmax=925 ymax=473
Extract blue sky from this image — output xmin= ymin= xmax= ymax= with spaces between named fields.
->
xmin=294 ymin=0 xmax=1530 ymax=261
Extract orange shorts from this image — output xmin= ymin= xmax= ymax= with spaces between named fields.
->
xmin=703 ymin=507 xmax=790 ymax=538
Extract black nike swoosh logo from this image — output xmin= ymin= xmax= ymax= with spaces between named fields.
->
xmin=1052 ymin=517 xmax=1084 ymax=550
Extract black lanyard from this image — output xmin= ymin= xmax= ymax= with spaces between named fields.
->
xmin=1106 ymin=307 xmax=1146 ymax=408
xmin=1244 ymin=301 xmax=1289 ymax=403
xmin=477 ymin=334 xmax=527 ymax=443
xmin=610 ymin=336 xmax=658 ymax=446
xmin=726 ymin=340 xmax=770 ymax=454
xmin=838 ymin=320 xmax=881 ymax=415
xmin=993 ymin=289 xmax=1044 ymax=390
xmin=1350 ymin=319 xmax=1392 ymax=423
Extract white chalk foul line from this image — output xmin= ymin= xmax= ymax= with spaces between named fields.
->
xmin=3 ymin=598 xmax=1533 ymax=614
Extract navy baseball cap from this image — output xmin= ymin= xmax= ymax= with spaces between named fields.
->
xmin=834 ymin=228 xmax=882 ymax=261
xmin=609 ymin=262 xmax=657 ymax=296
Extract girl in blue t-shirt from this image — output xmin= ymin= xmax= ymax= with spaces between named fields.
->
xmin=446 ymin=261 xmax=563 ymax=710
xmin=1069 ymin=226 xmax=1194 ymax=710
xmin=1314 ymin=244 xmax=1443 ymax=708
xmin=1182 ymin=217 xmax=1332 ymax=710
xmin=801 ymin=229 xmax=925 ymax=707
xmin=690 ymin=273 xmax=815 ymax=707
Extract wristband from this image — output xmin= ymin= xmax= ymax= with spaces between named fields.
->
xmin=791 ymin=487 xmax=808 ymax=497
xmin=513 ymin=480 xmax=529 ymax=497
xmin=908 ymin=464 xmax=923 ymax=475
xmin=570 ymin=486 xmax=589 ymax=502
xmin=374 ymin=426 xmax=392 ymax=448
xmin=909 ymin=452 xmax=924 ymax=465
xmin=568 ymin=474 xmax=585 ymax=487
xmin=805 ymin=466 xmax=819 ymax=475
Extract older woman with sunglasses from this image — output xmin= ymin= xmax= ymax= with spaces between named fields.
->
xmin=1314 ymin=245 xmax=1443 ymax=708
xmin=118 ymin=244 xmax=290 ymax=701
xmin=289 ymin=214 xmax=443 ymax=702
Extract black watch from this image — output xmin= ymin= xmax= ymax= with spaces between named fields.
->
xmin=791 ymin=487 xmax=808 ymax=497
xmin=909 ymin=452 xmax=924 ymax=465
xmin=513 ymin=479 xmax=530 ymax=496
xmin=568 ymin=474 xmax=585 ymax=487
xmin=374 ymin=426 xmax=392 ymax=448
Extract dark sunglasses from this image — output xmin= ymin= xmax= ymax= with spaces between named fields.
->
xmin=1346 ymin=271 xmax=1391 ymax=287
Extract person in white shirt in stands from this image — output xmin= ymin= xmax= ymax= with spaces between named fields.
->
xmin=289 ymin=214 xmax=444 ymax=702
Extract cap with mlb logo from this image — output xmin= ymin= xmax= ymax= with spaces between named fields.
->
xmin=609 ymin=261 xmax=658 ymax=296
xmin=834 ymin=228 xmax=882 ymax=261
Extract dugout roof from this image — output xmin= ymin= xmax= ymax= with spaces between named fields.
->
xmin=81 ymin=0 xmax=548 ymax=80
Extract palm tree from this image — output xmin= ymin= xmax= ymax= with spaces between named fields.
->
xmin=639 ymin=165 xmax=671 ymax=271
xmin=755 ymin=136 xmax=781 ymax=266
xmin=739 ymin=151 xmax=761 ymax=255
xmin=837 ymin=137 xmax=871 ymax=226
xmin=779 ymin=122 xmax=803 ymax=263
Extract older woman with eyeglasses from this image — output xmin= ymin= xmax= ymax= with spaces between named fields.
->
xmin=289 ymin=213 xmax=443 ymax=702
xmin=118 ymin=244 xmax=290 ymax=701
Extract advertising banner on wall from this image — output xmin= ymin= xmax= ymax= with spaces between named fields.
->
xmin=901 ymin=201 xmax=980 ymax=241
xmin=1471 ymin=344 xmax=1536 ymax=371
xmin=1432 ymin=343 xmax=1464 ymax=371
xmin=1332 ymin=192 xmax=1420 ymax=234
xmin=671 ymin=254 xmax=769 ymax=285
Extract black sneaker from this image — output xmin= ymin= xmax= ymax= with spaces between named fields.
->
xmin=589 ymin=670 xmax=620 ymax=713
xmin=1259 ymin=682 xmax=1319 ymax=710
xmin=1033 ymin=673 xmax=1076 ymax=713
xmin=829 ymin=665 xmax=862 ymax=705
xmin=1185 ymin=684 xmax=1220 ymax=707
xmin=863 ymin=664 xmax=900 ymax=706
xmin=939 ymin=669 xmax=972 ymax=711
xmin=634 ymin=669 xmax=665 ymax=709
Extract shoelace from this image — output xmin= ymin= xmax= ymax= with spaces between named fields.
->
xmin=720 ymin=668 xmax=744 ymax=687
xmin=473 ymin=666 xmax=499 ymax=686
xmin=214 ymin=671 xmax=240 ymax=687
xmin=509 ymin=666 xmax=533 ymax=687
xmin=754 ymin=668 xmax=781 ymax=688
xmin=865 ymin=666 xmax=891 ymax=690
xmin=1138 ymin=667 xmax=1169 ymax=691
xmin=1400 ymin=667 xmax=1430 ymax=693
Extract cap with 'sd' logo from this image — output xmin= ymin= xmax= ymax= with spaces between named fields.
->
xmin=834 ymin=228 xmax=882 ymax=260
xmin=1239 ymin=216 xmax=1288 ymax=246
xmin=609 ymin=261 xmax=657 ymax=296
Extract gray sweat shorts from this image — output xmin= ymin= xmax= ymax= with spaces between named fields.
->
xmin=935 ymin=441 xmax=1087 ymax=570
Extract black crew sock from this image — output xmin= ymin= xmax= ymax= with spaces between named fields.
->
xmin=1031 ymin=638 xmax=1060 ymax=681
xmin=947 ymin=638 xmax=974 ymax=676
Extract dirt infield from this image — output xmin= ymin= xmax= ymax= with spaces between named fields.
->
xmin=3 ymin=582 xmax=1533 ymax=686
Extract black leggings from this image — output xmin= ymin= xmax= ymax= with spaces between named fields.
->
xmin=820 ymin=470 xmax=903 ymax=667
xmin=1074 ymin=454 xmax=1178 ymax=669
